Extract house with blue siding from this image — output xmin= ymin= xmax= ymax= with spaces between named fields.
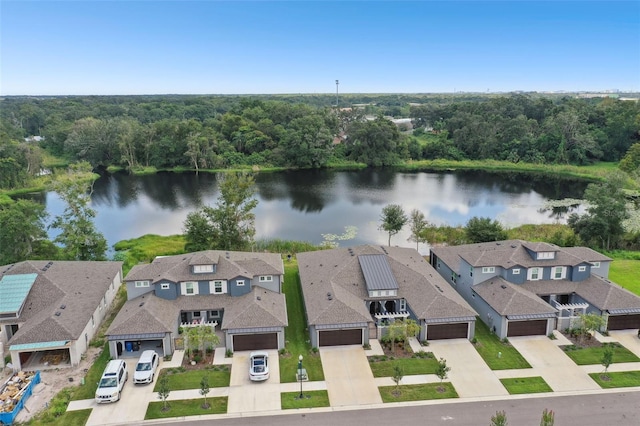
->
xmin=430 ymin=240 xmax=640 ymax=339
xmin=106 ymin=250 xmax=287 ymax=358
xmin=297 ymin=245 xmax=476 ymax=348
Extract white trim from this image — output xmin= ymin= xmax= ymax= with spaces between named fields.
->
xmin=527 ymin=267 xmax=541 ymax=281
xmin=182 ymin=281 xmax=198 ymax=296
xmin=578 ymin=266 xmax=586 ymax=272
xmin=552 ymin=266 xmax=567 ymax=280
xmin=512 ymin=268 xmax=520 ymax=275
xmin=134 ymin=280 xmax=150 ymax=288
xmin=236 ymin=280 xmax=245 ymax=287
xmin=259 ymin=275 xmax=273 ymax=282
xmin=160 ymin=283 xmax=170 ymax=290
xmin=193 ymin=264 xmax=214 ymax=273
xmin=592 ymin=262 xmax=601 ymax=268
xmin=210 ymin=280 xmax=227 ymax=294
xmin=482 ymin=266 xmax=495 ymax=274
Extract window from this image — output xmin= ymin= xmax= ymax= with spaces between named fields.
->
xmin=259 ymin=275 xmax=273 ymax=282
xmin=184 ymin=282 xmax=197 ymax=295
xmin=213 ymin=281 xmax=224 ymax=294
xmin=578 ymin=266 xmax=586 ymax=272
xmin=160 ymin=283 xmax=170 ymax=290
xmin=512 ymin=268 xmax=520 ymax=275
xmin=469 ymin=266 xmax=473 ymax=277
xmin=209 ymin=310 xmax=220 ymax=318
xmin=482 ymin=266 xmax=495 ymax=274
xmin=236 ymin=280 xmax=245 ymax=286
xmin=91 ymin=315 xmax=95 ymax=327
xmin=537 ymin=251 xmax=555 ymax=260
xmin=451 ymin=272 xmax=457 ymax=284
xmin=193 ymin=311 xmax=201 ymax=318
xmin=592 ymin=262 xmax=601 ymax=268
xmin=135 ymin=280 xmax=150 ymax=288
xmin=437 ymin=262 xmax=441 ymax=269
xmin=471 ymin=291 xmax=476 ymax=299
xmin=193 ymin=264 xmax=214 ymax=273
xmin=399 ymin=299 xmax=407 ymax=311
xmin=528 ymin=267 xmax=541 ymax=281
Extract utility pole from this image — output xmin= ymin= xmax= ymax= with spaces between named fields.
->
xmin=335 ymin=79 xmax=339 ymax=108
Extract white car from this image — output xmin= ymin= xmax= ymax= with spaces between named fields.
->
xmin=95 ymin=359 xmax=127 ymax=403
xmin=249 ymin=351 xmax=270 ymax=381
xmin=133 ymin=350 xmax=159 ymax=384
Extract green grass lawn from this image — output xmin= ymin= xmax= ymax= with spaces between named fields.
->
xmin=368 ymin=354 xmax=440 ymax=377
xmin=561 ymin=342 xmax=640 ymax=365
xmin=281 ymin=390 xmax=330 ymax=409
xmin=145 ymin=397 xmax=227 ymax=419
xmin=589 ymin=371 xmax=640 ymax=388
xmin=500 ymin=376 xmax=553 ymax=394
xmin=153 ymin=367 xmax=231 ymax=391
xmin=609 ymin=259 xmax=640 ymax=296
xmin=472 ymin=321 xmax=532 ymax=370
xmin=379 ymin=383 xmax=458 ymax=402
xmin=279 ymin=261 xmax=325 ymax=383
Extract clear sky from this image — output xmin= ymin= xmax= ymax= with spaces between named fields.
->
xmin=1 ymin=1 xmax=639 ymax=95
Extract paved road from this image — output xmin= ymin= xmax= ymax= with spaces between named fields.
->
xmin=137 ymin=390 xmax=640 ymax=426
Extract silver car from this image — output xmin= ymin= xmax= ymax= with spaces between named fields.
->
xmin=133 ymin=350 xmax=159 ymax=384
xmin=249 ymin=351 xmax=269 ymax=381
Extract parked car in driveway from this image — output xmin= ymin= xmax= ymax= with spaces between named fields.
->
xmin=95 ymin=359 xmax=128 ymax=403
xmin=133 ymin=350 xmax=159 ymax=384
xmin=249 ymin=351 xmax=270 ymax=381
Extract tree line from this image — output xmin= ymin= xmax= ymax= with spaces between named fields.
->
xmin=1 ymin=94 xmax=639 ymax=191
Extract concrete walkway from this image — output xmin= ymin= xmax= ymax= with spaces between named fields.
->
xmin=320 ymin=345 xmax=382 ymax=406
xmin=508 ymin=336 xmax=601 ymax=392
xmin=427 ymin=339 xmax=509 ymax=398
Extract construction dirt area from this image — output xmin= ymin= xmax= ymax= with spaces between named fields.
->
xmin=1 ymin=346 xmax=102 ymax=423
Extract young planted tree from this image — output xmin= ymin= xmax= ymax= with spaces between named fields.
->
xmin=540 ymin=408 xmax=555 ymax=426
xmin=379 ymin=204 xmax=408 ymax=246
xmin=407 ymin=208 xmax=429 ymax=251
xmin=392 ymin=364 xmax=404 ymax=395
xmin=490 ymin=410 xmax=508 ymax=426
xmin=575 ymin=312 xmax=606 ymax=345
xmin=157 ymin=375 xmax=170 ymax=412
xmin=601 ymin=346 xmax=613 ymax=376
xmin=435 ymin=357 xmax=451 ymax=392
xmin=200 ymin=375 xmax=211 ymax=409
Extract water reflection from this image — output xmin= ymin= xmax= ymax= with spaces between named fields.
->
xmin=33 ymin=169 xmax=587 ymax=251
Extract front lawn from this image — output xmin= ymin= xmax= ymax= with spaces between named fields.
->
xmin=500 ymin=376 xmax=552 ymax=394
xmin=145 ymin=397 xmax=227 ymax=419
xmin=280 ymin=261 xmax=324 ymax=383
xmin=472 ymin=320 xmax=531 ymax=370
xmin=379 ymin=383 xmax=458 ymax=402
xmin=368 ymin=353 xmax=439 ymax=377
xmin=562 ymin=342 xmax=640 ymax=365
xmin=589 ymin=371 xmax=640 ymax=388
xmin=153 ymin=366 xmax=230 ymax=391
xmin=281 ymin=390 xmax=330 ymax=409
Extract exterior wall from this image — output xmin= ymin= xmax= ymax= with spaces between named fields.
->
xmin=473 ymin=265 xmax=499 ymax=285
xmin=155 ymin=281 xmax=179 ymax=300
xmin=470 ymin=289 xmax=507 ymax=337
xmin=228 ymin=276 xmax=252 ymax=297
xmin=503 ymin=267 xmax=526 ymax=284
xmin=126 ymin=281 xmax=153 ymax=299
xmin=255 ymin=276 xmax=280 ymax=294
xmin=590 ymin=261 xmax=610 ymax=279
xmin=309 ymin=325 xmax=318 ymax=348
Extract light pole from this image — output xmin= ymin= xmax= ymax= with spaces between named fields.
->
xmin=298 ymin=354 xmax=303 ymax=399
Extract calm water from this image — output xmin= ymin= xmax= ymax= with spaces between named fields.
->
xmin=36 ymin=169 xmax=587 ymax=253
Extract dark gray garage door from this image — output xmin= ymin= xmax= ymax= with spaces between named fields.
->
xmin=507 ymin=319 xmax=547 ymax=337
xmin=608 ymin=314 xmax=640 ymax=330
xmin=319 ymin=329 xmax=362 ymax=346
xmin=427 ymin=323 xmax=469 ymax=340
xmin=233 ymin=333 xmax=278 ymax=351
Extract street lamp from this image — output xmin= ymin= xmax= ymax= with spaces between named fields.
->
xmin=298 ymin=354 xmax=303 ymax=399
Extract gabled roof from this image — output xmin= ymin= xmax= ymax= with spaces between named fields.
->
xmin=297 ymin=245 xmax=476 ymax=327
xmin=106 ymin=294 xmax=179 ymax=336
xmin=0 ymin=260 xmax=123 ymax=346
xmin=474 ymin=277 xmax=557 ymax=317
xmin=430 ymin=240 xmax=612 ymax=272
xmin=125 ymin=250 xmax=283 ymax=285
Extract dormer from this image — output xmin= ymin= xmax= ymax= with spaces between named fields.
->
xmin=359 ymin=254 xmax=398 ymax=298
xmin=522 ymin=242 xmax=558 ymax=261
xmin=188 ymin=253 xmax=217 ymax=274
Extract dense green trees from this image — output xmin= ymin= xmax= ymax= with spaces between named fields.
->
xmin=465 ymin=217 xmax=508 ymax=243
xmin=0 ymin=200 xmax=50 ymax=264
xmin=379 ymin=204 xmax=408 ymax=246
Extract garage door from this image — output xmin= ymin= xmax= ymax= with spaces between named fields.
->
xmin=608 ymin=314 xmax=640 ymax=330
xmin=427 ymin=323 xmax=469 ymax=340
xmin=507 ymin=319 xmax=547 ymax=337
xmin=319 ymin=329 xmax=362 ymax=346
xmin=233 ymin=333 xmax=278 ymax=351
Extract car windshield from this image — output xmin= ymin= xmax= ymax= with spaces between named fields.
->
xmin=98 ymin=377 xmax=117 ymax=388
xmin=136 ymin=362 xmax=151 ymax=371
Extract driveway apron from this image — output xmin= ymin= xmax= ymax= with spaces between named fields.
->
xmin=428 ymin=339 xmax=508 ymax=398
xmin=227 ymin=350 xmax=281 ymax=414
xmin=508 ymin=336 xmax=600 ymax=392
xmin=320 ymin=345 xmax=382 ymax=406
xmin=609 ymin=330 xmax=640 ymax=358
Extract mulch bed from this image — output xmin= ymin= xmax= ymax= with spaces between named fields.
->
xmin=181 ymin=350 xmax=215 ymax=370
xmin=561 ymin=332 xmax=603 ymax=348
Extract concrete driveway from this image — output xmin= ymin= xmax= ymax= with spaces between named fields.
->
xmin=428 ymin=339 xmax=509 ymax=398
xmin=320 ymin=345 xmax=382 ymax=406
xmin=609 ymin=330 xmax=640 ymax=358
xmin=227 ymin=350 xmax=281 ymax=414
xmin=508 ymin=335 xmax=600 ymax=392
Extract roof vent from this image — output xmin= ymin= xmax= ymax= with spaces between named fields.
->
xmin=55 ymin=311 xmax=61 ymax=316
xmin=225 ymin=252 xmax=230 ymax=258
xmin=139 ymin=302 xmax=145 ymax=307
xmin=328 ymin=295 xmax=333 ymax=300
xmin=511 ymin=245 xmax=516 ymax=248
xmin=60 ymin=304 xmax=66 ymax=309
xmin=257 ymin=296 xmax=261 ymax=301
xmin=327 ymin=292 xmax=331 ymax=297
xmin=501 ymin=284 xmax=507 ymax=289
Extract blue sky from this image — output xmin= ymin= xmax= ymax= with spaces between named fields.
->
xmin=1 ymin=1 xmax=639 ymax=95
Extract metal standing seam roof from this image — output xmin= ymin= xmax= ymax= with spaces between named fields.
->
xmin=10 ymin=340 xmax=68 ymax=351
xmin=358 ymin=254 xmax=399 ymax=291
xmin=0 ymin=273 xmax=38 ymax=314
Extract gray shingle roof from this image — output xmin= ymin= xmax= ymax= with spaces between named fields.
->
xmin=0 ymin=260 xmax=123 ymax=345
xmin=297 ymin=245 xmax=476 ymax=327
xmin=474 ymin=277 xmax=557 ymax=317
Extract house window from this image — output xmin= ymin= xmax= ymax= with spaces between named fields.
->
xmin=399 ymin=299 xmax=407 ymax=311
xmin=91 ymin=315 xmax=95 ymax=327
xmin=578 ymin=266 xmax=586 ymax=272
xmin=236 ymin=280 xmax=245 ymax=286
xmin=592 ymin=262 xmax=600 ymax=268
xmin=469 ymin=266 xmax=473 ymax=277
xmin=512 ymin=268 xmax=520 ymax=275
xmin=451 ymin=272 xmax=457 ymax=284
xmin=184 ymin=282 xmax=197 ymax=295
xmin=482 ymin=266 xmax=495 ymax=274
xmin=193 ymin=264 xmax=214 ymax=273
xmin=193 ymin=311 xmax=201 ymax=318
xmin=528 ymin=267 xmax=541 ymax=281
xmin=259 ymin=275 xmax=273 ymax=282
xmin=437 ymin=262 xmax=441 ymax=269
xmin=553 ymin=266 xmax=565 ymax=280
xmin=161 ymin=283 xmax=170 ymax=290
xmin=135 ymin=280 xmax=150 ymax=288
xmin=537 ymin=251 xmax=555 ymax=260
xmin=209 ymin=310 xmax=220 ymax=318
xmin=213 ymin=281 xmax=224 ymax=294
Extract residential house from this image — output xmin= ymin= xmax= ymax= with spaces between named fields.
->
xmin=105 ymin=250 xmax=287 ymax=358
xmin=0 ymin=260 xmax=123 ymax=371
xmin=297 ymin=245 xmax=476 ymax=347
xmin=430 ymin=240 xmax=640 ymax=339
